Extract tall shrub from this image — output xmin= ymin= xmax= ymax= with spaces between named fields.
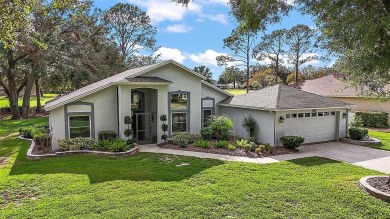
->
xmin=208 ymin=115 xmax=233 ymax=140
xmin=355 ymin=111 xmax=389 ymax=128
xmin=241 ymin=114 xmax=256 ymax=141
xmin=160 ymin=114 xmax=168 ymax=142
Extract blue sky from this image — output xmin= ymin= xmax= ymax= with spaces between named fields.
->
xmin=94 ymin=0 xmax=334 ymax=79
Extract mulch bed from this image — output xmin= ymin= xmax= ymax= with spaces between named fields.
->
xmin=367 ymin=177 xmax=390 ymax=194
xmin=157 ymin=141 xmax=296 ymax=158
xmin=32 ymin=145 xmax=54 ymax=155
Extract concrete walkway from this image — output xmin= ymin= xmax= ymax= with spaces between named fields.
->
xmin=139 ymin=142 xmax=390 ymax=174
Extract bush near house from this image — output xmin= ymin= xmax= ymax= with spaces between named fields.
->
xmin=215 ymin=140 xmax=229 ymax=148
xmin=355 ymin=111 xmax=389 ymax=128
xmin=280 ymin=136 xmax=305 ymax=149
xmin=98 ymin=130 xmax=118 ymax=141
xmin=32 ymin=127 xmax=51 ymax=148
xmin=194 ymin=140 xmax=210 ymax=149
xmin=172 ymin=132 xmax=201 ymax=147
xmin=349 ymin=127 xmax=368 ymax=140
xmin=208 ymin=115 xmax=233 ymax=140
xmin=58 ymin=137 xmax=95 ymax=151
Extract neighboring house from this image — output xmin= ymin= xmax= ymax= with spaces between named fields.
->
xmin=45 ymin=61 xmax=353 ymax=150
xmin=45 ymin=60 xmax=232 ymax=150
xmin=294 ymin=75 xmax=390 ymax=123
xmin=219 ymin=85 xmax=353 ymax=146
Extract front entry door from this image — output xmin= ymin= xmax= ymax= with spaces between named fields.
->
xmin=134 ymin=113 xmax=152 ymax=144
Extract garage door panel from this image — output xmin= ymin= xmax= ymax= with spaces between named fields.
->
xmin=282 ymin=111 xmax=337 ymax=144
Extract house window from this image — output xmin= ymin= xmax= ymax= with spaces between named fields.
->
xmin=171 ymin=112 xmax=187 ymax=132
xmin=298 ymin=113 xmax=304 ymax=118
xmin=202 ymin=109 xmax=213 ymax=126
xmin=324 ymin=112 xmax=330 ymax=116
xmin=68 ymin=115 xmax=91 ymax=138
xmin=292 ymin=113 xmax=297 ymax=118
xmin=286 ymin=114 xmax=291 ymax=119
xmin=331 ymin=111 xmax=336 ymax=116
xmin=305 ymin=113 xmax=311 ymax=117
xmin=318 ymin=112 xmax=324 ymax=116
xmin=131 ymin=91 xmax=144 ymax=111
xmin=201 ymin=97 xmax=215 ymax=127
xmin=312 ymin=112 xmax=317 ymax=117
xmin=169 ymin=91 xmax=190 ymax=133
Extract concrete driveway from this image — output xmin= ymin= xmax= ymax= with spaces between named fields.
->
xmin=298 ymin=142 xmax=390 ymax=174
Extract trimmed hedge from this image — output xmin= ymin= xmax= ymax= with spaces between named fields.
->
xmin=280 ymin=136 xmax=305 ymax=149
xmin=98 ymin=130 xmax=118 ymax=141
xmin=355 ymin=111 xmax=389 ymax=128
xmin=349 ymin=127 xmax=368 ymax=140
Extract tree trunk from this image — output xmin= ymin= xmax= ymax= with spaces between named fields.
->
xmin=275 ymin=58 xmax=279 ymax=84
xmin=35 ymin=78 xmax=42 ymax=113
xmin=21 ymin=74 xmax=35 ymax=118
xmin=295 ymin=63 xmax=299 ymax=84
xmin=6 ymin=50 xmax=21 ymax=119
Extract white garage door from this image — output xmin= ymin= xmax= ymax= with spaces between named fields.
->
xmin=282 ymin=111 xmax=337 ymax=143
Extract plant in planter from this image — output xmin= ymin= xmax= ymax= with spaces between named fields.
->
xmin=160 ymin=114 xmax=168 ymax=142
xmin=348 ymin=127 xmax=368 ymax=140
xmin=124 ymin=116 xmax=133 ymax=143
xmin=208 ymin=115 xmax=233 ymax=140
xmin=242 ymin=114 xmax=257 ymax=142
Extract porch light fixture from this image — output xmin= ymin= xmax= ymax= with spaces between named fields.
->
xmin=279 ymin=116 xmax=285 ymax=123
xmin=342 ymin=113 xmax=347 ymax=118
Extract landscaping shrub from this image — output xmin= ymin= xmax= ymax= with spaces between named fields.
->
xmin=94 ymin=139 xmax=112 ymax=151
xmin=355 ymin=111 xmax=389 ymax=128
xmin=208 ymin=115 xmax=233 ymax=140
xmin=280 ymin=136 xmax=305 ymax=149
xmin=195 ymin=140 xmax=210 ymax=149
xmin=160 ymin=114 xmax=168 ymax=142
xmin=33 ymin=129 xmax=51 ymax=148
xmin=58 ymin=137 xmax=95 ymax=151
xmin=200 ymin=127 xmax=214 ymax=140
xmin=19 ymin=127 xmax=34 ymax=138
xmin=189 ymin=133 xmax=202 ymax=143
xmin=172 ymin=132 xmax=190 ymax=147
xmin=242 ymin=114 xmax=256 ymax=140
xmin=250 ymin=142 xmax=258 ymax=152
xmin=215 ymin=140 xmax=229 ymax=148
xmin=227 ymin=144 xmax=236 ymax=151
xmin=351 ymin=115 xmax=363 ymax=127
xmin=243 ymin=144 xmax=251 ymax=152
xmin=98 ymin=130 xmax=118 ymax=141
xmin=349 ymin=127 xmax=368 ymax=140
xmin=257 ymin=143 xmax=274 ymax=154
xmin=110 ymin=139 xmax=129 ymax=152
xmin=235 ymin=139 xmax=250 ymax=148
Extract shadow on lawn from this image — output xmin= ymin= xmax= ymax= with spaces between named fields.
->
xmin=9 ymin=142 xmax=224 ymax=184
xmin=287 ymin=156 xmax=341 ymax=166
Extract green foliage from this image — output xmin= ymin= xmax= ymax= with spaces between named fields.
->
xmin=280 ymin=136 xmax=305 ymax=149
xmin=227 ymin=144 xmax=237 ymax=151
xmin=241 ymin=114 xmax=257 ymax=139
xmin=32 ymin=128 xmax=51 ymax=148
xmin=195 ymin=140 xmax=211 ymax=149
xmin=19 ymin=127 xmax=34 ymax=139
xmin=351 ymin=115 xmax=363 ymax=128
xmin=124 ymin=116 xmax=133 ymax=125
xmin=161 ymin=134 xmax=168 ymax=141
xmin=172 ymin=132 xmax=199 ymax=147
xmin=193 ymin=65 xmax=213 ymax=83
xmin=160 ymin=114 xmax=167 ymax=122
xmin=98 ymin=130 xmax=118 ymax=141
xmin=93 ymin=140 xmax=112 ymax=151
xmin=235 ymin=139 xmax=250 ymax=148
xmin=257 ymin=143 xmax=274 ymax=154
xmin=200 ymin=126 xmax=214 ymax=140
xmin=208 ymin=115 xmax=233 ymax=140
xmin=349 ymin=127 xmax=368 ymax=141
xmin=161 ymin=124 xmax=168 ymax=132
xmin=58 ymin=137 xmax=95 ymax=151
xmin=124 ymin=129 xmax=133 ymax=137
xmin=243 ymin=144 xmax=251 ymax=152
xmin=215 ymin=140 xmax=229 ymax=149
xmin=250 ymin=142 xmax=258 ymax=152
xmin=109 ymin=139 xmax=129 ymax=152
xmin=355 ymin=111 xmax=389 ymax=128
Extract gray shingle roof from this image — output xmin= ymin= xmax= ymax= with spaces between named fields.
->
xmin=44 ymin=60 xmax=207 ymax=111
xmin=219 ymin=84 xmax=354 ymax=110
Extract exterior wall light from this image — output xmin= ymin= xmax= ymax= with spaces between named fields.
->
xmin=279 ymin=116 xmax=285 ymax=123
xmin=342 ymin=113 xmax=347 ymax=118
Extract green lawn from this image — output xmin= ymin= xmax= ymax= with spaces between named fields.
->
xmin=368 ymin=130 xmax=390 ymax=151
xmin=0 ymin=94 xmax=57 ymax=108
xmin=226 ymin=89 xmax=247 ymax=96
xmin=0 ymin=118 xmax=389 ymax=218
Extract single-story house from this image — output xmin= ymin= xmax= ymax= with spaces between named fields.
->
xmin=45 ymin=61 xmax=353 ymax=149
xmin=294 ymin=74 xmax=390 ymax=123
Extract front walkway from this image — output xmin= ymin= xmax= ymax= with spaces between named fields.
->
xmin=139 ymin=142 xmax=390 ymax=174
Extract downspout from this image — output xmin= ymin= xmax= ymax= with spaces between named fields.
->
xmin=117 ymin=86 xmax=120 ymax=135
xmin=345 ymin=108 xmax=349 ymax=137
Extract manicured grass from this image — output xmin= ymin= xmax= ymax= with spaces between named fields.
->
xmin=0 ymin=94 xmax=57 ymax=108
xmin=0 ymin=118 xmax=389 ymax=218
xmin=226 ymin=89 xmax=247 ymax=96
xmin=368 ymin=130 xmax=390 ymax=151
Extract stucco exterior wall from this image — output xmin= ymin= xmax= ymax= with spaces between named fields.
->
xmin=220 ymin=106 xmax=275 ymax=145
xmin=333 ymin=97 xmax=390 ymax=123
xmin=49 ymin=106 xmax=65 ymax=149
xmin=201 ymin=83 xmax=230 ymax=115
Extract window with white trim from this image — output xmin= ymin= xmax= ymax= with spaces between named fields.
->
xmin=68 ymin=115 xmax=91 ymax=138
xmin=169 ymin=91 xmax=190 ymax=133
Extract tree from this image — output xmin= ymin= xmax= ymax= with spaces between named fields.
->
xmin=253 ymin=29 xmax=287 ymax=84
xmin=218 ymin=67 xmax=244 ymax=88
xmin=193 ymin=65 xmax=213 ymax=83
xmin=217 ymin=28 xmax=257 ymax=93
xmin=250 ymin=68 xmax=280 ymax=89
xmin=104 ymin=3 xmax=158 ymax=67
xmin=297 ymin=0 xmax=390 ymax=97
xmin=286 ymin=71 xmax=305 ymax=84
xmin=285 ymin=24 xmax=320 ymax=84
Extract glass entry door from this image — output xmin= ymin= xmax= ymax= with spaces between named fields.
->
xmin=134 ymin=113 xmax=152 ymax=144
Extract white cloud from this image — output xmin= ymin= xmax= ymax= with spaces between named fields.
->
xmin=199 ymin=13 xmax=227 ymax=24
xmin=301 ymin=53 xmax=321 ymax=65
xmin=189 ymin=50 xmax=227 ymax=66
xmin=155 ymin=47 xmax=186 ymax=63
xmin=128 ymin=0 xmax=202 ymax=24
xmin=166 ymin=24 xmax=193 ymax=33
